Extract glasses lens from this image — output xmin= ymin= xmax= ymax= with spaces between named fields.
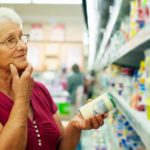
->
xmin=21 ymin=34 xmax=30 ymax=44
xmin=6 ymin=38 xmax=17 ymax=49
xmin=5 ymin=34 xmax=30 ymax=49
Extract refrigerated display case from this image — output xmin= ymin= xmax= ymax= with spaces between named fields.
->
xmin=83 ymin=0 xmax=150 ymax=149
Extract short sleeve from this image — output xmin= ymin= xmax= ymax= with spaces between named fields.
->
xmin=34 ymin=81 xmax=57 ymax=114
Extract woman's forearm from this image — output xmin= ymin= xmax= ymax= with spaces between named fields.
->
xmin=58 ymin=123 xmax=81 ymax=150
xmin=0 ymin=98 xmax=29 ymax=150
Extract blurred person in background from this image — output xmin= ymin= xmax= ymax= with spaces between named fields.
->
xmin=88 ymin=70 xmax=97 ymax=98
xmin=83 ymin=74 xmax=93 ymax=100
xmin=0 ymin=7 xmax=108 ymax=150
xmin=83 ymin=70 xmax=97 ymax=101
xmin=59 ymin=66 xmax=68 ymax=90
xmin=67 ymin=64 xmax=84 ymax=105
xmin=90 ymin=70 xmax=97 ymax=86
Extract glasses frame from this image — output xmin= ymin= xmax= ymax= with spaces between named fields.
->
xmin=0 ymin=33 xmax=30 ymax=49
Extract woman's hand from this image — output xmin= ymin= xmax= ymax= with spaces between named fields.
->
xmin=9 ymin=64 xmax=33 ymax=101
xmin=69 ymin=112 xmax=108 ymax=130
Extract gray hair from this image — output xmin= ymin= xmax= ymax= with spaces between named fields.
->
xmin=0 ymin=7 xmax=23 ymax=28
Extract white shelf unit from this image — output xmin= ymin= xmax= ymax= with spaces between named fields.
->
xmin=88 ymin=0 xmax=150 ymax=149
xmin=98 ymin=26 xmax=150 ymax=149
xmin=101 ymin=25 xmax=150 ymax=69
xmin=103 ymin=120 xmax=120 ymax=150
xmin=110 ymin=90 xmax=150 ymax=149
xmin=97 ymin=25 xmax=150 ymax=149
xmin=94 ymin=0 xmax=123 ymax=68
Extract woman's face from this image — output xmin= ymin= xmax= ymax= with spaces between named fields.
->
xmin=0 ymin=21 xmax=28 ymax=72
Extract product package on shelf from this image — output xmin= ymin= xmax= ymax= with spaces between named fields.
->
xmin=144 ymin=49 xmax=150 ymax=120
xmin=108 ymin=110 xmax=146 ymax=150
xmin=81 ymin=128 xmax=107 ymax=150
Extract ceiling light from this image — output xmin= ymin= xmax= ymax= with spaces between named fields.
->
xmin=0 ymin=0 xmax=31 ymax=3
xmin=32 ymin=0 xmax=82 ymax=4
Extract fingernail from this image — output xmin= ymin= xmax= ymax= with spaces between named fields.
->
xmin=9 ymin=64 xmax=13 ymax=68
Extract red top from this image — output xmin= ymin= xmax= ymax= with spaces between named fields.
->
xmin=0 ymin=81 xmax=61 ymax=150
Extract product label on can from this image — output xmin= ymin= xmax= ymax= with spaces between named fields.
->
xmin=79 ymin=92 xmax=115 ymax=119
xmin=93 ymin=99 xmax=109 ymax=115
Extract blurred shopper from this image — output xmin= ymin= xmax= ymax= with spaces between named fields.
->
xmin=90 ymin=70 xmax=97 ymax=86
xmin=88 ymin=70 xmax=97 ymax=98
xmin=59 ymin=66 xmax=68 ymax=90
xmin=67 ymin=64 xmax=84 ymax=105
xmin=83 ymin=70 xmax=97 ymax=100
xmin=0 ymin=7 xmax=107 ymax=150
xmin=84 ymin=74 xmax=93 ymax=100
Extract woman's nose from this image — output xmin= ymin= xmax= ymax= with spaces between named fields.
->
xmin=16 ymin=39 xmax=27 ymax=50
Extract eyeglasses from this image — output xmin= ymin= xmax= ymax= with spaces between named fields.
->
xmin=0 ymin=34 xmax=30 ymax=49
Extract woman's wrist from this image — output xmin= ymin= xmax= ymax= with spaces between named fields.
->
xmin=68 ymin=113 xmax=83 ymax=132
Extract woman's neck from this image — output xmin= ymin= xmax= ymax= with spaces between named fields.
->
xmin=0 ymin=69 xmax=12 ymax=96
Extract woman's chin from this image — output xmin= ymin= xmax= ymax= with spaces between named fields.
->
xmin=15 ymin=62 xmax=29 ymax=71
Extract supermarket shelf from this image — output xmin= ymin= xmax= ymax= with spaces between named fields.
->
xmin=94 ymin=0 xmax=123 ymax=68
xmin=104 ymin=120 xmax=120 ymax=150
xmin=113 ymin=26 xmax=150 ymax=68
xmin=100 ymin=26 xmax=150 ymax=69
xmin=110 ymin=90 xmax=150 ymax=149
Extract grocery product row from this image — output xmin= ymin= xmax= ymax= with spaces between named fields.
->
xmin=80 ymin=109 xmax=147 ymax=150
xmin=93 ymin=0 xmax=150 ymax=69
xmin=84 ymin=0 xmax=150 ymax=149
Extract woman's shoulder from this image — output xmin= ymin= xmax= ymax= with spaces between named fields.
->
xmin=32 ymin=80 xmax=51 ymax=99
xmin=32 ymin=80 xmax=57 ymax=114
xmin=33 ymin=81 xmax=49 ymax=92
xmin=33 ymin=80 xmax=45 ymax=87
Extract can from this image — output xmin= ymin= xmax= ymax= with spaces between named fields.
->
xmin=79 ymin=92 xmax=116 ymax=119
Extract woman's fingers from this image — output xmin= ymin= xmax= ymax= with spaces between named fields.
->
xmin=9 ymin=63 xmax=33 ymax=79
xmin=97 ymin=115 xmax=105 ymax=125
xmin=21 ymin=64 xmax=33 ymax=78
xmin=71 ymin=112 xmax=108 ymax=130
xmin=9 ymin=64 xmax=19 ymax=80
xmin=90 ymin=115 xmax=104 ymax=129
xmin=102 ymin=113 xmax=108 ymax=119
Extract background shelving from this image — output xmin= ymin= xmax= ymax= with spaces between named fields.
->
xmin=110 ymin=89 xmax=150 ymax=149
xmin=94 ymin=0 xmax=123 ymax=68
xmin=101 ymin=25 xmax=150 ymax=69
xmin=84 ymin=0 xmax=150 ymax=149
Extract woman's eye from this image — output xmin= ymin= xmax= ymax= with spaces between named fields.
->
xmin=7 ymin=38 xmax=16 ymax=43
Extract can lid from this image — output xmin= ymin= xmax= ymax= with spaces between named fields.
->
xmin=107 ymin=93 xmax=116 ymax=108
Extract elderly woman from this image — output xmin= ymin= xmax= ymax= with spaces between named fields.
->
xmin=0 ymin=7 xmax=107 ymax=150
